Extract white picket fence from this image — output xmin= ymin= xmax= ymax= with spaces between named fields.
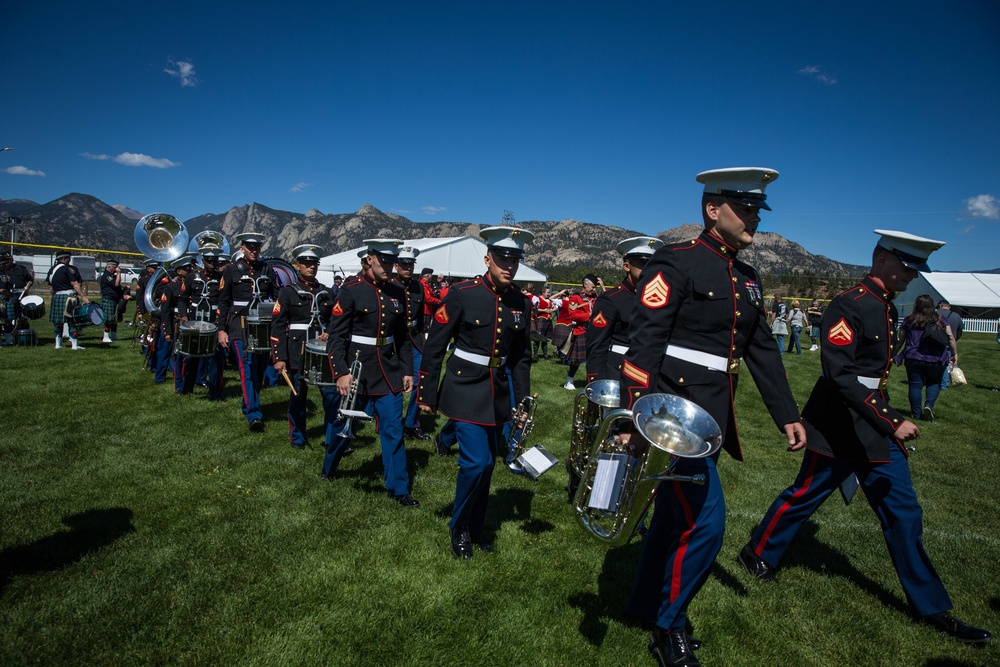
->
xmin=962 ymin=318 xmax=1000 ymax=334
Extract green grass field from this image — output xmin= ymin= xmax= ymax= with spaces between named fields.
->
xmin=2 ymin=324 xmax=998 ymax=666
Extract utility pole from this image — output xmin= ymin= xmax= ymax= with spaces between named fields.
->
xmin=502 ymin=210 xmax=515 ymax=226
xmin=6 ymin=217 xmax=20 ymax=253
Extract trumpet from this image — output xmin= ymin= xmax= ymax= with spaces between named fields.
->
xmin=573 ymin=393 xmax=721 ymax=546
xmin=335 ymin=350 xmax=373 ymax=438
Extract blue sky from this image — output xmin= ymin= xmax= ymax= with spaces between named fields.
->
xmin=3 ymin=1 xmax=998 ymax=270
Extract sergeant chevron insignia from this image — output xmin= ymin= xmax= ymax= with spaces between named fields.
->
xmin=828 ymin=318 xmax=854 ymax=345
xmin=272 ymin=301 xmax=281 ymax=314
xmin=640 ymin=273 xmax=670 ymax=309
xmin=592 ymin=312 xmax=608 ymax=327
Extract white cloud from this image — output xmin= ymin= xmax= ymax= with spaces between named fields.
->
xmin=165 ymin=59 xmax=199 ymax=87
xmin=81 ymin=151 xmax=179 ymax=168
xmin=3 ymin=165 xmax=45 ymax=177
xmin=964 ymin=194 xmax=999 ymax=220
xmin=422 ymin=205 xmax=446 ymax=215
xmin=290 ymin=182 xmax=312 ymax=193
xmin=958 ymin=225 xmax=975 ymax=235
xmin=798 ymin=65 xmax=837 ymax=85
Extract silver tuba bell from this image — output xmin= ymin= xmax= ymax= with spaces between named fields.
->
xmin=134 ymin=213 xmax=189 ymax=262
xmin=573 ymin=393 xmax=722 ymax=546
xmin=188 ymin=230 xmax=231 ymax=264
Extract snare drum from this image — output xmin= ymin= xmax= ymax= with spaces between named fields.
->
xmin=176 ymin=320 xmax=218 ymax=357
xmin=14 ymin=329 xmax=37 ymax=346
xmin=20 ymin=295 xmax=45 ymax=320
xmin=303 ymin=338 xmax=335 ymax=386
xmin=244 ymin=313 xmax=272 ymax=353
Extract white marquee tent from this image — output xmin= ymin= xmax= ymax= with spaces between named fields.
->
xmin=317 ymin=236 xmax=548 ymax=286
xmin=896 ymin=271 xmax=1000 ymax=325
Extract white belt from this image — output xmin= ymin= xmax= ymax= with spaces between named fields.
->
xmin=665 ymin=344 xmax=741 ymax=374
xmin=233 ymin=300 xmax=250 ymax=307
xmin=289 ymin=324 xmax=310 ymax=331
xmin=351 ymin=334 xmax=394 ymax=346
xmin=610 ymin=344 xmax=628 ymax=354
xmin=409 ymin=319 xmax=419 ymax=328
xmin=453 ymin=347 xmax=506 ymax=368
xmin=56 ymin=289 xmax=75 ymax=296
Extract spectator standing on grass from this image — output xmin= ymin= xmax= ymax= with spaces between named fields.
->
xmin=618 ymin=168 xmax=805 ymax=667
xmin=530 ymin=285 xmax=556 ymax=360
xmin=896 ymin=294 xmax=956 ymax=421
xmin=769 ymin=293 xmax=787 ymax=353
xmin=738 ymin=230 xmax=991 ymax=647
xmin=786 ymin=299 xmax=806 ymax=354
xmin=48 ymin=250 xmax=89 ymax=350
xmin=936 ymin=299 xmax=963 ymax=391
xmin=806 ymin=298 xmax=823 ymax=351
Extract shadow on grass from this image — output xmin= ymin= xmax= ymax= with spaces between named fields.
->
xmin=774 ymin=521 xmax=908 ymax=614
xmin=924 ymin=659 xmax=981 ymax=666
xmin=567 ymin=541 xmax=646 ymax=647
xmin=0 ymin=507 xmax=135 ymax=595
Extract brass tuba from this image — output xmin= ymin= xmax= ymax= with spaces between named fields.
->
xmin=569 ymin=379 xmax=620 ymax=477
xmin=573 ymin=393 xmax=722 ymax=546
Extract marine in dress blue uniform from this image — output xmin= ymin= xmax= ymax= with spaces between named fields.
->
xmin=217 ymin=233 xmax=278 ymax=432
xmin=739 ymin=231 xmax=992 ymax=646
xmin=618 ymin=168 xmax=806 ymax=667
xmin=191 ymin=246 xmax=226 ymax=400
xmin=394 ymin=246 xmax=431 ymax=442
xmin=586 ymin=236 xmax=663 ymax=384
xmin=160 ymin=255 xmax=195 ymax=392
xmin=323 ymin=239 xmax=419 ymax=507
xmin=417 ymin=226 xmax=533 ymax=559
xmin=270 ymin=244 xmax=339 ymax=449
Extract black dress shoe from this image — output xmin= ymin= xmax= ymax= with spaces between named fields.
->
xmin=343 ymin=446 xmax=355 ymax=455
xmin=474 ymin=540 xmax=494 ymax=553
xmin=434 ymin=433 xmax=451 ymax=456
xmin=737 ymin=543 xmax=777 ymax=583
xmin=450 ymin=528 xmax=474 ymax=559
xmin=648 ymin=628 xmax=700 ymax=667
xmin=404 ymin=427 xmax=431 ymax=441
xmin=919 ymin=612 xmax=993 ymax=645
xmin=390 ymin=493 xmax=420 ymax=508
xmin=249 ymin=419 xmax=265 ymax=433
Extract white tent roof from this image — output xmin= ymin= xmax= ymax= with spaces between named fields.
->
xmin=317 ymin=236 xmax=548 ymax=285
xmin=896 ymin=271 xmax=1000 ymax=315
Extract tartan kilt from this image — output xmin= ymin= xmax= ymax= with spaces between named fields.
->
xmin=3 ymin=296 xmax=17 ymax=321
xmin=50 ymin=292 xmax=72 ymax=326
xmin=101 ymin=297 xmax=120 ymax=325
xmin=565 ymin=331 xmax=588 ymax=365
xmin=551 ymin=323 xmax=572 ymax=350
xmin=531 ymin=317 xmax=553 ymax=339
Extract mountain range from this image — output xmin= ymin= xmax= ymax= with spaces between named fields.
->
xmin=2 ymin=194 xmax=876 ymax=277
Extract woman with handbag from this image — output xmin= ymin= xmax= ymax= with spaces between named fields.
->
xmin=896 ymin=294 xmax=957 ymax=421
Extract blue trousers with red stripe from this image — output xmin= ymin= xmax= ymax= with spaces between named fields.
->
xmin=322 ymin=391 xmax=410 ymax=496
xmin=173 ymin=352 xmax=199 ymax=394
xmin=450 ymin=421 xmax=499 ymax=542
xmin=747 ymin=445 xmax=952 ymax=617
xmin=285 ymin=371 xmax=340 ymax=448
xmin=232 ymin=339 xmax=265 ymax=424
xmin=625 ymin=457 xmax=725 ymax=631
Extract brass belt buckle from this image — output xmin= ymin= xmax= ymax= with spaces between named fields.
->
xmin=878 ymin=377 xmax=888 ymax=391
xmin=726 ymin=358 xmax=741 ymax=374
xmin=488 ymin=357 xmax=502 ymax=368
xmin=375 ymin=336 xmax=388 ymax=346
